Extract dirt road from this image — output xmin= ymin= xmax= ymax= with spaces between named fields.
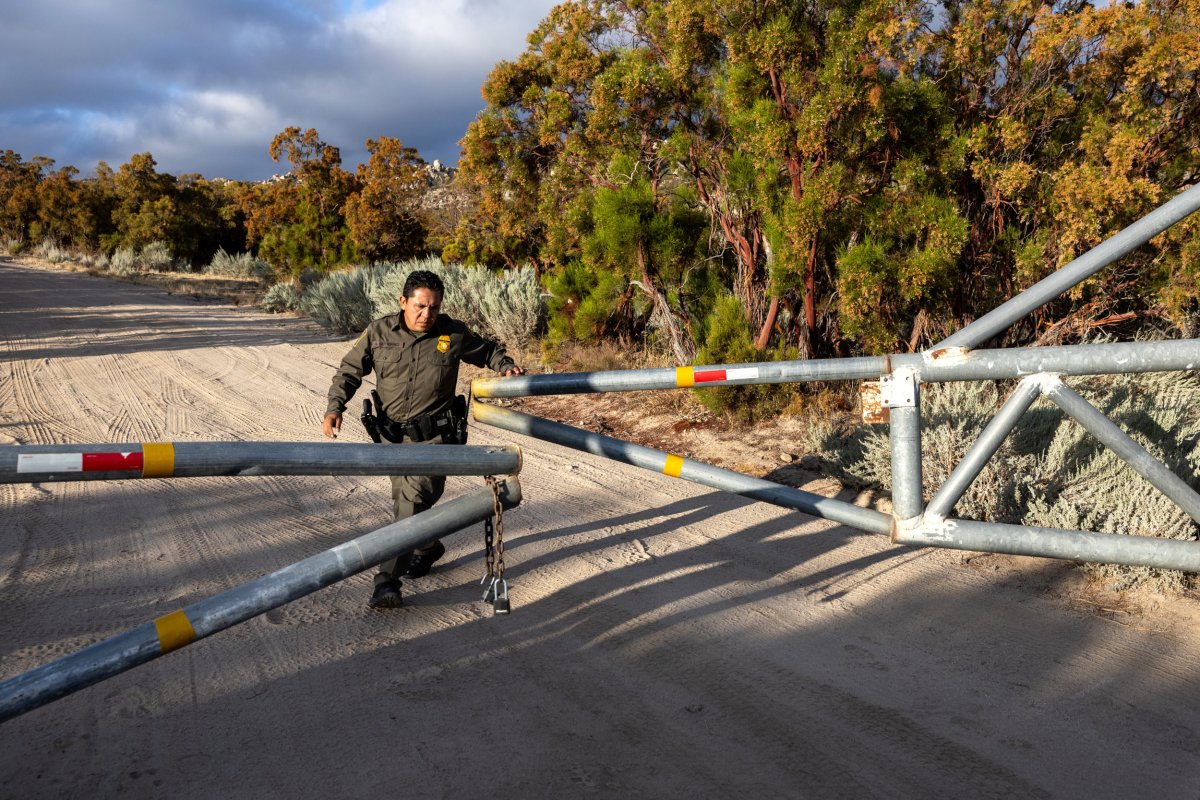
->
xmin=2 ymin=257 xmax=1199 ymax=798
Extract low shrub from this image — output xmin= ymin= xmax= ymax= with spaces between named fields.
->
xmin=77 ymin=252 xmax=110 ymax=270
xmin=34 ymin=239 xmax=69 ymax=263
xmin=299 ymin=264 xmax=394 ymax=335
xmin=139 ymin=241 xmax=175 ymax=272
xmin=261 ymin=282 xmax=302 ymax=314
xmin=110 ymin=247 xmax=138 ymax=276
xmin=366 ymin=258 xmax=543 ymax=347
xmin=206 ymin=248 xmax=273 ymax=280
xmin=302 ymin=257 xmax=544 ymax=345
xmin=5 ymin=237 xmax=25 ymax=255
xmin=827 ymin=369 xmax=1200 ymax=590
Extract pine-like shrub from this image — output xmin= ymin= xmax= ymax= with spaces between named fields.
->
xmin=693 ymin=294 xmax=799 ymax=421
xmin=205 ymin=248 xmax=273 ymax=280
xmin=829 ymin=370 xmax=1200 ymax=589
xmin=260 ymin=282 xmax=302 ymax=314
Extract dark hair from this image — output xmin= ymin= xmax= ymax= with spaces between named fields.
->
xmin=402 ymin=270 xmax=444 ymax=298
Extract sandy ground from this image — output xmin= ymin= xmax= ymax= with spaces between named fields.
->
xmin=2 ymin=257 xmax=1200 ymax=799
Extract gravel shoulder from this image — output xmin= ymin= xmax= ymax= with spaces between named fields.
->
xmin=3 ymin=257 xmax=1200 ymax=799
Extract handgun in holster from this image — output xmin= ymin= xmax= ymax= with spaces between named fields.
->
xmin=450 ymin=394 xmax=468 ymax=445
xmin=360 ymin=390 xmax=384 ymax=443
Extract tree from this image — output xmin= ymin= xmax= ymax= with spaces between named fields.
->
xmin=344 ymin=136 xmax=428 ymax=262
xmin=0 ymin=151 xmax=46 ymax=242
xmin=32 ymin=165 xmax=88 ymax=245
xmin=243 ymin=127 xmax=359 ymax=276
xmin=107 ymin=153 xmax=177 ymax=252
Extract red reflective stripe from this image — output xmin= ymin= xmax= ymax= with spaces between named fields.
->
xmin=82 ymin=452 xmax=145 ymax=472
xmin=693 ymin=370 xmax=727 ymax=383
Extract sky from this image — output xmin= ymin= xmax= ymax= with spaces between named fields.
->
xmin=0 ymin=0 xmax=558 ymax=181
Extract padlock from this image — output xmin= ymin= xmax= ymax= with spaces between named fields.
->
xmin=492 ymin=578 xmax=510 ymax=615
xmin=481 ymin=574 xmax=496 ymax=603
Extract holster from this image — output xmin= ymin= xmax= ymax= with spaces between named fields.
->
xmin=360 ymin=399 xmax=382 ymax=443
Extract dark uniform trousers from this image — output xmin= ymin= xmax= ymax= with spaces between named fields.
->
xmin=374 ymin=467 xmax=447 ymax=587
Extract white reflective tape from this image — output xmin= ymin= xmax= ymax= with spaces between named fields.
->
xmin=724 ymin=367 xmax=760 ymax=381
xmin=17 ymin=453 xmax=83 ymax=473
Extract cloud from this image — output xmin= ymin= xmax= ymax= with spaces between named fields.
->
xmin=0 ymin=0 xmax=555 ymax=179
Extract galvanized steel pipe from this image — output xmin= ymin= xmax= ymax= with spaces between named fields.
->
xmin=896 ymin=518 xmax=1200 ymax=573
xmin=472 ymin=357 xmax=888 ymax=398
xmin=936 ymin=182 xmax=1200 ymax=350
xmin=1041 ymin=378 xmax=1200 ymax=523
xmin=472 ymin=340 xmax=1198 ymax=399
xmin=925 ymin=377 xmax=1042 ymax=519
xmin=1 ymin=442 xmax=521 ymax=484
xmin=0 ymin=478 xmax=522 ymax=723
xmin=473 ymin=402 xmax=892 ymax=535
xmin=889 ymin=413 xmax=924 ymax=524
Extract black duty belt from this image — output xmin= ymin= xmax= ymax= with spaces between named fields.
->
xmin=378 ymin=409 xmax=457 ymax=443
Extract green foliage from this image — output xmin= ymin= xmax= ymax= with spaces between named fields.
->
xmin=831 ymin=370 xmax=1200 ymax=589
xmin=544 ymin=260 xmax=600 ymax=345
xmin=260 ymin=282 xmax=302 ymax=314
xmin=694 ymin=294 xmax=798 ymax=421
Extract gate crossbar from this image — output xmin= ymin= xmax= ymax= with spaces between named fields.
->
xmin=2 ymin=442 xmax=521 ymax=484
xmin=473 ymin=403 xmax=892 ymax=535
xmin=472 ymin=339 xmax=1197 ymax=399
xmin=0 ymin=478 xmax=522 ymax=724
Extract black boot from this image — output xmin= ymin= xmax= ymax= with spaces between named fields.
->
xmin=368 ymin=577 xmax=403 ymax=609
xmin=404 ymin=540 xmax=446 ymax=578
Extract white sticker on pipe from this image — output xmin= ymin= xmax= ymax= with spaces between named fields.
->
xmin=725 ymin=367 xmax=760 ymax=381
xmin=17 ymin=453 xmax=83 ymax=473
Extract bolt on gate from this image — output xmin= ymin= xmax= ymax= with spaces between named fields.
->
xmin=472 ymin=183 xmax=1200 ymax=573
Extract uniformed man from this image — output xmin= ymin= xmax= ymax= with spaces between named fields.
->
xmin=322 ymin=270 xmax=524 ymax=609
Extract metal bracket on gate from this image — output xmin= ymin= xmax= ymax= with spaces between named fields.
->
xmin=879 ymin=369 xmax=918 ymax=408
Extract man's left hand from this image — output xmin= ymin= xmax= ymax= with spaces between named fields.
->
xmin=499 ymin=366 xmax=525 ymax=377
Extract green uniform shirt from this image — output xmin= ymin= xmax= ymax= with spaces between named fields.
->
xmin=326 ymin=312 xmax=515 ymax=422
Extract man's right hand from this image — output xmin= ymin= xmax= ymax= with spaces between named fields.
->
xmin=323 ymin=411 xmax=343 ymax=439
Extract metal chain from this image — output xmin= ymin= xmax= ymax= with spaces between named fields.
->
xmin=483 ymin=476 xmax=501 ymax=579
xmin=492 ymin=480 xmax=505 ymax=582
xmin=481 ymin=475 xmax=511 ymax=614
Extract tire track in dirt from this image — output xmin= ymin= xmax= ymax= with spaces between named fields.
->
xmin=1 ymin=337 xmax=96 ymax=446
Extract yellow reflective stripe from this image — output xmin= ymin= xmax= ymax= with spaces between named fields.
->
xmin=676 ymin=367 xmax=694 ymax=388
xmin=141 ymin=442 xmax=175 ymax=478
xmin=471 ymin=378 xmax=493 ymax=399
xmin=664 ymin=454 xmax=684 ymax=478
xmin=154 ymin=610 xmax=196 ymax=653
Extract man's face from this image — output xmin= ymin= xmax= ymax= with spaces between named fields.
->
xmin=400 ymin=287 xmax=442 ymax=332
